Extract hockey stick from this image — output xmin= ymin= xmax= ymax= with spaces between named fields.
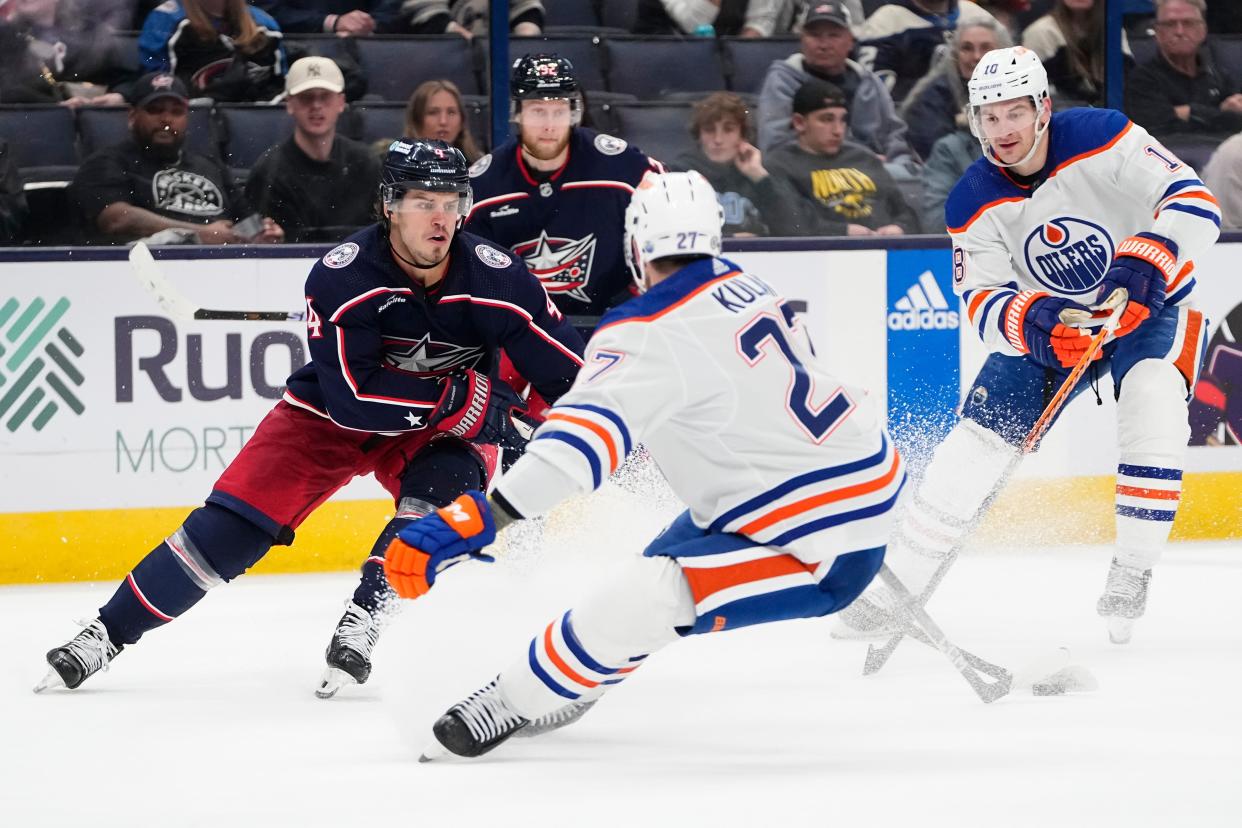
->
xmin=863 ymin=301 xmax=1126 ymax=677
xmin=128 ymin=242 xmax=306 ymax=322
xmin=877 ymin=563 xmax=1012 ymax=703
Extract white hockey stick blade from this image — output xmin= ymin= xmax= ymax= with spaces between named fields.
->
xmin=128 ymin=242 xmax=198 ymax=321
xmin=1031 ymin=665 xmax=1099 ymax=696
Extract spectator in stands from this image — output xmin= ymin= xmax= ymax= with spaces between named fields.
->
xmin=140 ymin=0 xmax=288 ymax=102
xmin=396 ymin=0 xmax=543 ymax=37
xmin=634 ymin=0 xmax=797 ymax=37
xmin=918 ymin=104 xmax=979 ymax=233
xmin=1022 ymin=0 xmax=1129 ymax=107
xmin=972 ymin=0 xmax=1029 ymax=31
xmin=0 ymin=0 xmax=133 ymax=106
xmin=71 ymin=72 xmax=284 ymax=245
xmin=246 ymin=57 xmax=378 ymax=243
xmin=0 ymin=138 xmax=28 ymax=243
xmin=672 ymin=91 xmax=802 ymax=236
xmin=1202 ymin=133 xmax=1242 ymax=230
xmin=856 ymin=0 xmax=999 ymax=99
xmin=766 ymin=78 xmax=919 ymax=235
xmin=255 ymin=0 xmax=400 ymax=34
xmin=901 ymin=17 xmax=1006 ymax=159
xmin=1125 ymin=0 xmax=1242 ymax=139
xmin=403 ymin=79 xmax=482 ymax=161
xmin=758 ymin=1 xmax=915 ymax=175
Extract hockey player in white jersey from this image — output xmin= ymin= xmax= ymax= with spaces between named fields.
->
xmin=840 ymin=46 xmax=1218 ymax=646
xmin=379 ymin=171 xmax=907 ymax=759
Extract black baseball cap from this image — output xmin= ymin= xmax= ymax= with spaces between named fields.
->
xmin=127 ymin=72 xmax=190 ymax=108
xmin=804 ymin=1 xmax=852 ymax=29
xmin=792 ymin=79 xmax=849 ymax=116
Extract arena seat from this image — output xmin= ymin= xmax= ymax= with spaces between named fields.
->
xmin=1162 ymin=135 xmax=1225 ymax=172
xmin=722 ymin=37 xmax=798 ymax=94
xmin=76 ymin=105 xmax=216 ymax=161
xmin=510 ymin=35 xmax=607 ymax=92
xmin=544 ymin=0 xmax=601 ymax=27
xmin=604 ymin=37 xmax=726 ymax=98
xmin=599 ymin=0 xmax=639 ymax=31
xmin=0 ymin=106 xmax=78 ymax=184
xmin=348 ymin=103 xmax=405 ymax=148
xmin=607 ymin=101 xmax=696 ymax=166
xmin=355 ymin=36 xmax=480 ymax=101
xmin=214 ymin=105 xmax=294 ymax=171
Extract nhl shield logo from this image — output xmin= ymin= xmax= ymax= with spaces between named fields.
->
xmin=1022 ymin=217 xmax=1115 ymax=296
xmin=514 ymin=230 xmax=598 ymax=304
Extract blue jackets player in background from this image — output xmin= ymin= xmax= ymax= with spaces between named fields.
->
xmin=36 ymin=139 xmax=585 ymax=695
xmin=839 ymin=47 xmax=1219 ymax=647
xmin=380 ymin=172 xmax=907 ymax=760
xmin=465 ymin=54 xmax=663 ymax=323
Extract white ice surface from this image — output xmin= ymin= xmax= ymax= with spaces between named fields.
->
xmin=3 ymin=505 xmax=1240 ymax=828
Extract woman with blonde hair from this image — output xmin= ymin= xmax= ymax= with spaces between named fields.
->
xmin=139 ymin=0 xmax=287 ymax=101
xmin=403 ymin=79 xmax=482 ymax=162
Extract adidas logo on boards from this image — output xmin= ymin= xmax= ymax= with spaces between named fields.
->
xmin=887 ymin=271 xmax=960 ymax=331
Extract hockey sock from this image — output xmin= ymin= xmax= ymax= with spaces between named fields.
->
xmin=99 ymin=505 xmax=272 ymax=646
xmin=352 ymin=497 xmax=436 ymax=613
xmin=1115 ymin=360 xmax=1191 ymax=570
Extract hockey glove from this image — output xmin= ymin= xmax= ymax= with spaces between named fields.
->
xmin=384 ymin=491 xmax=497 ymax=599
xmin=431 ymin=369 xmax=542 ymax=451
xmin=1096 ymin=233 xmax=1178 ymax=338
xmin=1001 ymin=290 xmax=1099 ymax=370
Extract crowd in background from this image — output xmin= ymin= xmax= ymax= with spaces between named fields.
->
xmin=3 ymin=0 xmax=1242 ymax=246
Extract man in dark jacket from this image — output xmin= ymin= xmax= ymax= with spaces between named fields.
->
xmin=766 ymin=79 xmax=920 ymax=236
xmin=672 ymin=92 xmax=801 ymax=237
xmin=1125 ymin=0 xmax=1242 ymax=139
xmin=255 ymin=0 xmax=402 ymax=35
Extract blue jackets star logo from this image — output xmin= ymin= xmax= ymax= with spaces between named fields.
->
xmin=514 ymin=230 xmax=598 ymax=305
xmin=383 ymin=333 xmax=484 ymax=374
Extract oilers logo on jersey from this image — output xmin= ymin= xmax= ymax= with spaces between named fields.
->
xmin=1022 ymin=218 xmax=1115 ymax=296
xmin=514 ymin=230 xmax=599 ymax=304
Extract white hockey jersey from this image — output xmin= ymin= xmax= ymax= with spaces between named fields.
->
xmin=494 ymin=256 xmax=906 ymax=566
xmin=946 ymin=108 xmax=1221 ymax=356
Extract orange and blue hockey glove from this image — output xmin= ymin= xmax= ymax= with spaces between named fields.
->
xmin=1000 ymin=290 xmax=1099 ymax=370
xmin=383 ymin=491 xmax=497 ymax=599
xmin=1096 ymin=232 xmax=1178 ymax=337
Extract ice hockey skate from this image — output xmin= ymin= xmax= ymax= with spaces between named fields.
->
xmin=420 ymin=679 xmax=530 ymax=761
xmin=34 ymin=619 xmax=122 ymax=693
xmin=832 ymin=589 xmax=902 ymax=641
xmin=316 ymin=600 xmax=382 ymax=699
xmin=1096 ymin=558 xmax=1152 ymax=645
xmin=513 ymin=699 xmax=597 ymax=738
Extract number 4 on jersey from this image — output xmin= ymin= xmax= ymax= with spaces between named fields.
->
xmin=737 ymin=310 xmax=854 ymax=443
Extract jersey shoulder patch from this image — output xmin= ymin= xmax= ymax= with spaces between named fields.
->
xmin=594 ymin=133 xmax=628 ymax=156
xmin=322 ymin=242 xmax=360 ymax=269
xmin=469 ymin=153 xmax=493 ymax=178
xmin=1047 ymin=108 xmax=1131 ymax=168
xmin=474 ymin=243 xmax=512 ymax=269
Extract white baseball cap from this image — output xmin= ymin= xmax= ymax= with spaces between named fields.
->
xmin=286 ymin=57 xmax=345 ymax=96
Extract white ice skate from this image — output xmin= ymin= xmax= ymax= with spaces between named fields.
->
xmin=831 ymin=589 xmax=902 ymax=641
xmin=1096 ymin=558 xmax=1152 ymax=645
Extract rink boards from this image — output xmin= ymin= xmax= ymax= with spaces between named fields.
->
xmin=1 ymin=238 xmax=1239 ymax=583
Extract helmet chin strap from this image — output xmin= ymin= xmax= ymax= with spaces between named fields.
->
xmin=983 ymin=109 xmax=1051 ymax=170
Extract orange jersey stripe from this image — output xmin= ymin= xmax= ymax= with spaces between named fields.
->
xmin=1050 ymin=121 xmax=1133 ymax=178
xmin=738 ymin=450 xmax=903 ymax=536
xmin=594 ymin=270 xmax=741 ymax=334
xmin=1167 ymin=261 xmax=1195 ymax=295
xmin=1116 ymin=485 xmax=1180 ymax=500
xmin=542 ymin=623 xmax=599 ymax=689
xmin=682 ymin=555 xmax=815 ymax=605
xmin=1164 ymin=190 xmax=1221 ymax=208
xmin=967 ymin=289 xmax=997 ymax=324
xmin=1174 ymin=309 xmax=1204 ymax=386
xmin=546 ymin=412 xmax=619 ymax=472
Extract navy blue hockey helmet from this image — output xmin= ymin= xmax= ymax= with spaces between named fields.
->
xmin=510 ymin=53 xmax=582 ymax=125
xmin=379 ymin=138 xmax=472 ymax=221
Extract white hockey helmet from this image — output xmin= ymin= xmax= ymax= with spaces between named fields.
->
xmin=967 ymin=46 xmax=1051 ymax=168
xmin=624 ymin=170 xmax=723 ymax=293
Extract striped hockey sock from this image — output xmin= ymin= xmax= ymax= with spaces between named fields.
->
xmin=518 ymin=611 xmax=647 ymax=712
xmin=1114 ymin=461 xmax=1182 ymax=569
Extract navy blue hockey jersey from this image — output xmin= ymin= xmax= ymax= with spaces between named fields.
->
xmin=464 ymin=128 xmax=662 ymax=317
xmin=283 ymin=224 xmax=585 ymax=434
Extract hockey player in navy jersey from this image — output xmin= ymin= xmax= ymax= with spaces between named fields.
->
xmin=838 ymin=47 xmax=1219 ymax=646
xmin=380 ymin=172 xmax=907 ymax=760
xmin=464 ymin=53 xmax=663 ymax=321
xmin=35 ymin=139 xmax=585 ymax=694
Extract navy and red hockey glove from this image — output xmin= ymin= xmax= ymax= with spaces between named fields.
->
xmin=1001 ymin=290 xmax=1099 ymax=370
xmin=431 ymin=369 xmax=542 ymax=451
xmin=384 ymin=491 xmax=496 ymax=599
xmin=1096 ymin=232 xmax=1178 ymax=337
